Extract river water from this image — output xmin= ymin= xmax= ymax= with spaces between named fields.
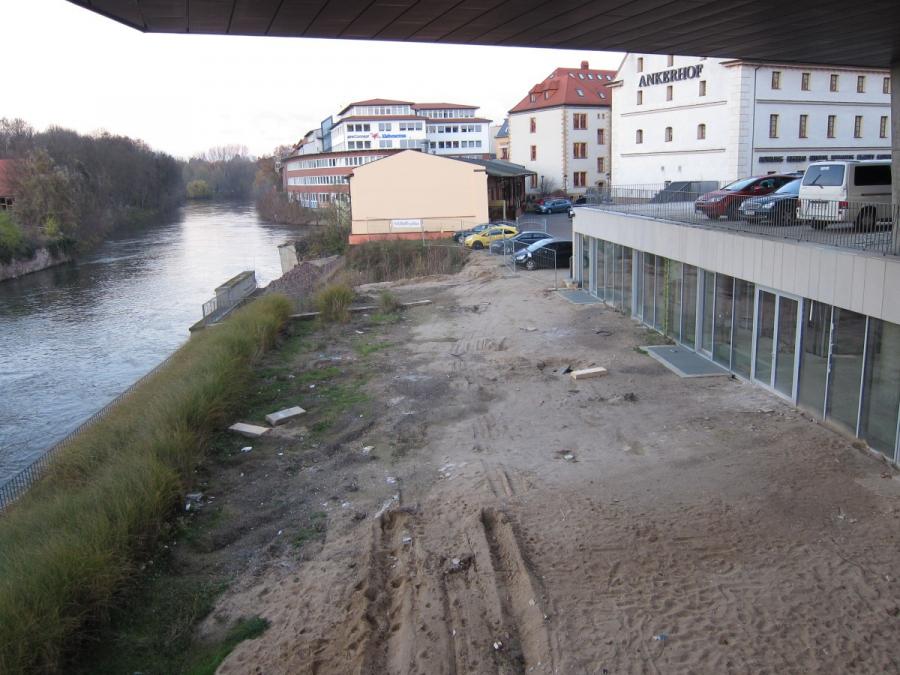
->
xmin=0 ymin=202 xmax=303 ymax=485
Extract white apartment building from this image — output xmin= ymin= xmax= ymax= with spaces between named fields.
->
xmin=509 ymin=61 xmax=615 ymax=195
xmin=612 ymin=54 xmax=892 ymax=185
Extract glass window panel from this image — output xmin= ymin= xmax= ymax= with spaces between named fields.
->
xmin=701 ymin=270 xmax=715 ymax=354
xmin=682 ymin=265 xmax=697 ymax=348
xmin=605 ymin=242 xmax=615 ymax=306
xmin=859 ymin=319 xmax=900 ymax=458
xmin=654 ymin=257 xmax=666 ymax=331
xmin=713 ymin=274 xmax=734 ymax=367
xmin=756 ymin=291 xmax=776 ymax=385
xmin=666 ymin=261 xmax=683 ymax=340
xmin=643 ymin=253 xmax=655 ymax=325
xmin=622 ymin=247 xmax=633 ymax=315
xmin=774 ymin=298 xmax=798 ymax=397
xmin=798 ymin=300 xmax=832 ymax=415
xmin=581 ymin=235 xmax=590 ymax=286
xmin=595 ymin=240 xmax=605 ymax=299
xmin=826 ymin=308 xmax=867 ymax=433
xmin=634 ymin=251 xmax=643 ymax=319
xmin=609 ymin=244 xmax=620 ymax=307
xmin=732 ymin=279 xmax=755 ymax=378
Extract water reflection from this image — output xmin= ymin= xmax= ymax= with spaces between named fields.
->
xmin=0 ymin=202 xmax=304 ymax=482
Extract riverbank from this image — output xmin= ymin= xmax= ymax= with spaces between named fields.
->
xmin=0 ymin=245 xmax=72 ymax=282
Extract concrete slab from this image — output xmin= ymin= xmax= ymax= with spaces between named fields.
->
xmin=570 ymin=367 xmax=608 ymax=380
xmin=229 ymin=422 xmax=270 ymax=438
xmin=642 ymin=345 xmax=729 ymax=378
xmin=557 ymin=289 xmax=603 ymax=305
xmin=265 ymin=406 xmax=307 ymax=426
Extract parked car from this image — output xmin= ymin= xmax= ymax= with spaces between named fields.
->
xmin=513 ymin=238 xmax=573 ymax=270
xmin=737 ymin=178 xmax=801 ymax=225
xmin=465 ymin=225 xmax=518 ymax=249
xmin=694 ymin=175 xmax=796 ymax=220
xmin=796 ymin=160 xmax=891 ymax=231
xmin=452 ymin=222 xmax=490 ymax=243
xmin=537 ymin=198 xmax=573 ymax=214
xmin=489 ymin=230 xmax=552 ymax=255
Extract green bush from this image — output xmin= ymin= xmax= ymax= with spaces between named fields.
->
xmin=0 ymin=294 xmax=291 ymax=674
xmin=313 ymin=282 xmax=354 ymax=323
xmin=0 ymin=211 xmax=34 ymax=264
xmin=378 ymin=290 xmax=402 ymax=314
xmin=186 ymin=179 xmax=212 ymax=200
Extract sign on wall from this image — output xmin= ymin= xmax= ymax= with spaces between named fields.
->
xmin=638 ymin=64 xmax=704 ymax=87
xmin=391 ymin=219 xmax=423 ymax=229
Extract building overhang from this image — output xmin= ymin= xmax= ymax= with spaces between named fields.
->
xmin=66 ymin=0 xmax=900 ymax=69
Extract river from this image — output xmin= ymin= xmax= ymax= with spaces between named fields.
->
xmin=0 ymin=202 xmax=304 ymax=486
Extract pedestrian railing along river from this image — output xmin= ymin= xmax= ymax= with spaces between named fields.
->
xmin=580 ymin=185 xmax=899 ymax=256
xmin=0 ymin=353 xmax=176 ymax=513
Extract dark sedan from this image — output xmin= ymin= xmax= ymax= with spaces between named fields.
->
xmin=489 ymin=230 xmax=552 ymax=255
xmin=738 ymin=178 xmax=801 ymax=225
xmin=513 ymin=238 xmax=573 ymax=270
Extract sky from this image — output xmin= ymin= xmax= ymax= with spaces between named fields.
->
xmin=2 ymin=0 xmax=623 ymax=160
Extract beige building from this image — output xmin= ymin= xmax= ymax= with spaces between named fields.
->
xmin=348 ymin=150 xmax=489 ymax=243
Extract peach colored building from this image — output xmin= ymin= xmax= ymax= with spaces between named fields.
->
xmin=348 ymin=150 xmax=490 ymax=244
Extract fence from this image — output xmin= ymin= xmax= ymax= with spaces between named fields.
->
xmin=0 ymin=352 xmax=176 ymax=513
xmin=581 ymin=184 xmax=899 ymax=256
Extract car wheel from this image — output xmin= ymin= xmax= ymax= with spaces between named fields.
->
xmin=524 ymin=258 xmax=536 ymax=271
xmin=855 ymin=208 xmax=877 ymax=232
xmin=472 ymin=241 xmax=484 ymax=250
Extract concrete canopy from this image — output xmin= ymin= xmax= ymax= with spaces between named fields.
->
xmin=68 ymin=0 xmax=900 ymax=68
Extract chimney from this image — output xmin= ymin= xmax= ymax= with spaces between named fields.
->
xmin=580 ymin=60 xmax=589 ymax=69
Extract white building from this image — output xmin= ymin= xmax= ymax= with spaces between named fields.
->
xmin=612 ymin=54 xmax=892 ymax=185
xmin=509 ymin=61 xmax=615 ymax=195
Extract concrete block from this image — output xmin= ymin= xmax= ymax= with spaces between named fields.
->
xmin=265 ymin=406 xmax=307 ymax=426
xmin=570 ymin=367 xmax=608 ymax=380
xmin=229 ymin=422 xmax=270 ymax=438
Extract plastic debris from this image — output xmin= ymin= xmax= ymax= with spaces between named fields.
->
xmin=653 ymin=633 xmax=668 ymax=641
xmin=240 ymin=446 xmax=253 ymax=453
xmin=362 ymin=446 xmax=374 ymax=455
xmin=493 ymin=641 xmax=503 ymax=651
xmin=386 ymin=476 xmax=397 ymax=485
xmin=401 ymin=535 xmax=412 ymax=545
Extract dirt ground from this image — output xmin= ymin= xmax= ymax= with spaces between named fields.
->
xmin=203 ymin=253 xmax=899 ymax=674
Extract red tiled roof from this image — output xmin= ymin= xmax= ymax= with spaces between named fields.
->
xmin=337 ymin=98 xmax=415 ymax=115
xmin=412 ymin=103 xmax=477 ymax=110
xmin=0 ymin=159 xmax=14 ymax=197
xmin=509 ymin=62 xmax=615 ymax=114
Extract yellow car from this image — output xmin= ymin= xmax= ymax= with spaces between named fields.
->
xmin=464 ymin=225 xmax=518 ymax=249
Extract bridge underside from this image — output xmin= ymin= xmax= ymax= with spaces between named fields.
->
xmin=69 ymin=0 xmax=900 ymax=68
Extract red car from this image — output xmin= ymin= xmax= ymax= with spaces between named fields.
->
xmin=694 ymin=175 xmax=797 ymax=220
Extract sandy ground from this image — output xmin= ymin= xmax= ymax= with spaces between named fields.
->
xmin=209 ymin=253 xmax=900 ymax=674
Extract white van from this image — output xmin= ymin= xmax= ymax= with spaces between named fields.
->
xmin=796 ymin=160 xmax=891 ymax=230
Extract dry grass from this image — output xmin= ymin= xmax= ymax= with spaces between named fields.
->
xmin=347 ymin=240 xmax=467 ymax=283
xmin=313 ymin=282 xmax=354 ymax=323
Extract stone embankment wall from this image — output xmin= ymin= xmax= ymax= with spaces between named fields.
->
xmin=0 ymin=248 xmax=71 ymax=282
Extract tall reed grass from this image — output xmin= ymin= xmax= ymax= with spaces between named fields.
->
xmin=0 ymin=294 xmax=291 ymax=673
xmin=346 ymin=240 xmax=467 ymax=283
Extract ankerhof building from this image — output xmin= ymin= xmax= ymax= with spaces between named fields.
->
xmin=612 ymin=53 xmax=892 ymax=183
xmin=283 ymin=98 xmax=492 ymax=208
xmin=573 ymin=54 xmax=900 ymax=466
xmin=509 ymin=61 xmax=615 ymax=196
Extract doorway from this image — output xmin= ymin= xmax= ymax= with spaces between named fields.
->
xmin=753 ymin=289 xmax=801 ymax=400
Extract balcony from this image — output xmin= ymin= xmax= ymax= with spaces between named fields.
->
xmin=578 ymin=184 xmax=898 ymax=257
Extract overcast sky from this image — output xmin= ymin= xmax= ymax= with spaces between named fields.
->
xmin=3 ymin=0 xmax=623 ymax=159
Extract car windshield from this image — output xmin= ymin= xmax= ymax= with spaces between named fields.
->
xmin=774 ymin=178 xmax=801 ymax=195
xmin=802 ymin=164 xmax=845 ymax=187
xmin=721 ymin=177 xmax=759 ymax=192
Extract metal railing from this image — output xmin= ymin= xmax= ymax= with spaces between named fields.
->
xmin=580 ymin=184 xmax=899 ymax=256
xmin=0 ymin=352 xmax=176 ymax=513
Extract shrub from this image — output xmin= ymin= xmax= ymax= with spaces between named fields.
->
xmin=0 ymin=293 xmax=291 ymax=674
xmin=313 ymin=282 xmax=354 ymax=323
xmin=347 ymin=240 xmax=467 ymax=283
xmin=378 ymin=290 xmax=402 ymax=314
xmin=0 ymin=211 xmax=34 ymax=264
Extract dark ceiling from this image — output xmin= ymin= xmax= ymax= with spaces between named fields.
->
xmin=68 ymin=0 xmax=900 ymax=68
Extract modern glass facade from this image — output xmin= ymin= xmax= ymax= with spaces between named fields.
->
xmin=579 ymin=234 xmax=900 ymax=463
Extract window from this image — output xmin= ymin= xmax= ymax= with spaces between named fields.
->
xmin=378 ymin=122 xmax=391 ymax=131
xmin=799 ymin=114 xmax=808 ymax=138
xmin=801 ymin=72 xmax=810 ymax=90
xmin=827 ymin=115 xmax=836 ymax=138
xmin=544 ymin=91 xmax=550 ymax=99
xmin=597 ymin=157 xmax=605 ymax=172
xmin=769 ymin=114 xmax=778 ymax=138
xmin=530 ymin=145 xmax=537 ymax=161
xmin=637 ymin=90 xmax=643 ymax=105
xmin=530 ymin=117 xmax=536 ymax=133
xmin=699 ymin=80 xmax=707 ymax=96
xmin=637 ymin=57 xmax=644 ymax=72
xmin=576 ymin=88 xmax=585 ymax=97
xmin=664 ymin=126 xmax=673 ymax=142
xmin=697 ymin=123 xmax=706 ymax=139
xmin=880 ymin=115 xmax=888 ymax=138
xmin=573 ymin=142 xmax=587 ymax=158
xmin=857 ymin=75 xmax=866 ymax=93
xmin=853 ymin=115 xmax=863 ymax=138
xmin=501 ymin=147 xmax=509 ymax=159
xmin=667 ymin=55 xmax=674 ymax=67
xmin=830 ymin=73 xmax=839 ymax=92
xmin=379 ymin=140 xmax=391 ymax=148
xmin=666 ymin=85 xmax=673 ymax=101
xmin=884 ymin=77 xmax=891 ymax=94
xmin=529 ymin=174 xmax=537 ymax=189
xmin=529 ymin=94 xmax=536 ymax=103
xmin=573 ymin=113 xmax=587 ymax=129
xmin=597 ymin=129 xmax=606 ymax=144
xmin=574 ymin=171 xmax=587 ymax=187
xmin=636 ymin=129 xmax=643 ymax=144
xmin=771 ymin=71 xmax=781 ymax=89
